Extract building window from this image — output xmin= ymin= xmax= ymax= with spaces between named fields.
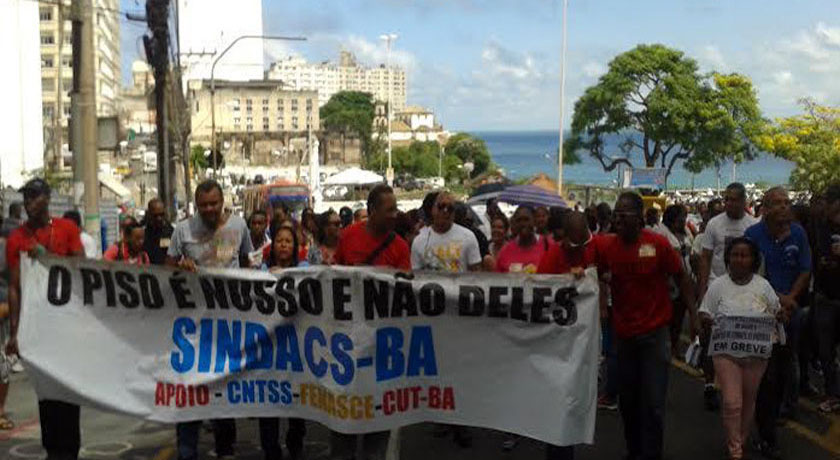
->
xmin=306 ymin=99 xmax=313 ymax=109
xmin=42 ymin=57 xmax=54 ymax=68
xmin=41 ymin=34 xmax=55 ymax=45
xmin=234 ymin=117 xmax=241 ymax=124
xmin=262 ymin=105 xmax=269 ymax=113
xmin=247 ymin=117 xmax=253 ymax=125
xmin=277 ymin=99 xmax=283 ymax=109
xmin=42 ymin=78 xmax=55 ymax=91
xmin=262 ymin=99 xmax=269 ymax=105
xmin=263 ymin=122 xmax=269 ymax=131
xmin=43 ymin=104 xmax=55 ymax=119
xmin=246 ymin=99 xmax=252 ymax=106
xmin=247 ymin=125 xmax=253 ymax=132
xmin=277 ymin=122 xmax=284 ymax=130
xmin=62 ymin=57 xmax=72 ymax=68
xmin=39 ymin=8 xmax=52 ymax=21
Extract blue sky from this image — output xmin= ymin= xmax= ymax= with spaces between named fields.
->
xmin=120 ymin=0 xmax=840 ymax=131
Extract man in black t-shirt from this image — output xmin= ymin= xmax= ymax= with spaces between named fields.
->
xmin=814 ymin=185 xmax=840 ymax=412
xmin=142 ymin=198 xmax=174 ymax=265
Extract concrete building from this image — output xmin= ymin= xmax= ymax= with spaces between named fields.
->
xmin=188 ymin=79 xmax=321 ymax=166
xmin=1 ymin=0 xmax=44 ymax=188
xmin=178 ymin=0 xmax=263 ymax=83
xmin=38 ymin=0 xmax=121 ymax=125
xmin=120 ymin=61 xmax=156 ymax=135
xmin=266 ymin=51 xmax=407 ymax=109
xmin=373 ymin=103 xmax=448 ymax=146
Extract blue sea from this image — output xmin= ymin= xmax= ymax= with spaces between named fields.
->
xmin=470 ymin=130 xmax=794 ymax=189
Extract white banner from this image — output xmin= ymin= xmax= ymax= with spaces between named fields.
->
xmin=19 ymin=256 xmax=600 ymax=446
xmin=709 ymin=315 xmax=776 ymax=359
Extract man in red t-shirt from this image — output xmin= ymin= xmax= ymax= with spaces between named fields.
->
xmin=593 ymin=192 xmax=695 ymax=460
xmin=6 ymin=178 xmax=85 ymax=459
xmin=538 ymin=211 xmax=596 ymax=276
xmin=335 ymin=184 xmax=410 ymax=270
xmin=332 ymin=184 xmax=410 ymax=460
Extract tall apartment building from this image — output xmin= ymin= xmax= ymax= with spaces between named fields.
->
xmin=38 ymin=0 xmax=121 ymax=129
xmin=266 ymin=51 xmax=407 ymax=110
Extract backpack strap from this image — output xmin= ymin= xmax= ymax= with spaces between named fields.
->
xmin=364 ymin=232 xmax=396 ymax=265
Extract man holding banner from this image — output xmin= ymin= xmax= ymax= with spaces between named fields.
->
xmin=594 ymin=192 xmax=696 ymax=460
xmin=166 ymin=179 xmax=254 ymax=460
xmin=6 ymin=178 xmax=86 ymax=460
xmin=332 ymin=184 xmax=411 ymax=460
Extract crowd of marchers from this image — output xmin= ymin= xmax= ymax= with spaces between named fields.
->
xmin=1 ymin=176 xmax=839 ymax=460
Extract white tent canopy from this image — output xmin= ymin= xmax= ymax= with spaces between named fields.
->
xmin=324 ymin=167 xmax=384 ymax=186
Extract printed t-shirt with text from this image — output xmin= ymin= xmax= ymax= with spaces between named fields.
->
xmin=495 ymin=236 xmax=552 ymax=274
xmin=335 ymin=221 xmax=411 ymax=270
xmin=6 ymin=218 xmax=83 ymax=270
xmin=411 ymin=224 xmax=481 ymax=273
xmin=594 ymin=229 xmax=683 ymax=338
xmin=702 ymin=213 xmax=759 ymax=281
xmin=167 ymin=214 xmax=253 ymax=268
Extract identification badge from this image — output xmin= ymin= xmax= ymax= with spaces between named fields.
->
xmin=159 ymin=238 xmax=170 ymax=248
xmin=638 ymin=244 xmax=656 ymax=258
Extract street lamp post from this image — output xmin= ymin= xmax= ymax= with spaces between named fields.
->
xmin=210 ymin=34 xmax=306 ymax=177
xmin=379 ymin=33 xmax=398 ymax=187
xmin=557 ymin=0 xmax=569 ymax=196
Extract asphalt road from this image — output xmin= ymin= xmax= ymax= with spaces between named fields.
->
xmin=0 ymin=361 xmax=837 ymax=460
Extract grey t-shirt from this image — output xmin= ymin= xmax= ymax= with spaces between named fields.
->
xmin=167 ymin=214 xmax=253 ymax=268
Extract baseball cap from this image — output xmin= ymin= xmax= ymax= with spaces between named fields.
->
xmin=19 ymin=178 xmax=51 ymax=198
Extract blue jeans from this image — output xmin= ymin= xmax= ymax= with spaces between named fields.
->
xmin=617 ymin=327 xmax=670 ymax=460
xmin=176 ymin=419 xmax=236 ymax=460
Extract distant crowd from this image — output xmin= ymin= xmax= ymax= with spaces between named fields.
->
xmin=1 ymin=176 xmax=839 ymax=460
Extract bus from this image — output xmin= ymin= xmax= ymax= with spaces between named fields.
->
xmin=241 ymin=181 xmax=310 ymax=220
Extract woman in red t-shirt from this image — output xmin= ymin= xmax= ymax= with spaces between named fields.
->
xmin=496 ymin=206 xmax=552 ymax=274
xmin=103 ymin=223 xmax=150 ymax=265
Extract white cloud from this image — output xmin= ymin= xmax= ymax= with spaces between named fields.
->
xmin=582 ymin=61 xmax=606 ymax=78
xmin=698 ymin=45 xmax=727 ymax=71
xmin=772 ymin=70 xmax=793 ymax=86
xmin=816 ymin=22 xmax=840 ymax=47
xmin=480 ymin=41 xmax=542 ymax=80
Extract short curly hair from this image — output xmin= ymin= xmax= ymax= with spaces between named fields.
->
xmin=724 ymin=237 xmax=762 ymax=273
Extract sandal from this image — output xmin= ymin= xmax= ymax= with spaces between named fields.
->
xmin=818 ymin=397 xmax=840 ymax=413
xmin=0 ymin=414 xmax=14 ymax=430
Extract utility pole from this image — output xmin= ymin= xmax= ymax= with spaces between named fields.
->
xmin=379 ymin=33 xmax=397 ymax=187
xmin=557 ymin=0 xmax=569 ymax=197
xmin=145 ymin=0 xmax=175 ymax=220
xmin=73 ymin=0 xmax=99 ymax=246
xmin=54 ymin=1 xmax=65 ymax=171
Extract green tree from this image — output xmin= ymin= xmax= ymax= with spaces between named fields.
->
xmin=393 ymin=141 xmax=443 ymax=177
xmin=443 ymin=133 xmax=494 ymax=179
xmin=190 ymin=144 xmax=208 ymax=171
xmin=565 ymin=44 xmax=764 ymax=185
xmin=756 ymin=99 xmax=840 ymax=191
xmin=320 ymin=91 xmax=375 ymax=163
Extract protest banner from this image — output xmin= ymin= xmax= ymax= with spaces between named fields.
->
xmin=709 ymin=315 xmax=777 ymax=359
xmin=19 ymin=256 xmax=600 ymax=446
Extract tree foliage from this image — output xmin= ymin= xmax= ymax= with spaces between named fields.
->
xmin=565 ymin=44 xmax=764 ymax=184
xmin=444 ymin=133 xmax=493 ymax=180
xmin=320 ymin=91 xmax=376 ymax=160
xmin=756 ymin=99 xmax=840 ymax=191
xmin=393 ymin=141 xmax=442 ymax=178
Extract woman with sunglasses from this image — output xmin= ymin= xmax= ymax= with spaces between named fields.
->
xmin=307 ymin=210 xmax=341 ymax=266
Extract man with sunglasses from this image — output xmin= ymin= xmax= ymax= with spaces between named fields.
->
xmin=593 ymin=192 xmax=696 ymax=460
xmin=6 ymin=178 xmax=86 ymax=459
xmin=411 ymin=192 xmax=482 ymax=274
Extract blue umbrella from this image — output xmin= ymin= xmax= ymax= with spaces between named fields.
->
xmin=498 ymin=185 xmax=568 ymax=208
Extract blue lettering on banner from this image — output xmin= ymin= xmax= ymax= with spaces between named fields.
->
xmin=304 ymin=327 xmax=328 ymax=378
xmin=227 ymin=380 xmax=293 ymax=405
xmin=169 ymin=319 xmax=439 ymax=385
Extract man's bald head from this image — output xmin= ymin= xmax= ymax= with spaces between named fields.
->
xmin=762 ymin=186 xmax=792 ymax=225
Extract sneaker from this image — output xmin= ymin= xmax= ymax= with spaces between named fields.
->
xmin=597 ymin=394 xmax=618 ymax=411
xmin=752 ymin=439 xmax=782 ymax=460
xmin=8 ymin=356 xmax=23 ymax=373
xmin=501 ymin=436 xmax=519 ymax=451
xmin=704 ymin=385 xmax=720 ymax=412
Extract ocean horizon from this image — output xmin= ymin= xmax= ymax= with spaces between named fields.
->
xmin=468 ymin=130 xmax=795 ymax=190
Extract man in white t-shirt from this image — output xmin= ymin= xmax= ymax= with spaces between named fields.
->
xmin=411 ymin=192 xmax=482 ymax=273
xmin=697 ymin=182 xmax=758 ymax=412
xmin=410 ymin=192 xmax=479 ymax=449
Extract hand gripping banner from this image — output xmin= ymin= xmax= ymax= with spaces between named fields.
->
xmin=19 ymin=256 xmax=600 ymax=446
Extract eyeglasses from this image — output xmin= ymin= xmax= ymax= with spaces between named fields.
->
xmin=437 ymin=203 xmax=454 ymax=213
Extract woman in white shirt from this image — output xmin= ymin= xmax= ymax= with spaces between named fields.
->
xmin=699 ymin=237 xmax=781 ymax=460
